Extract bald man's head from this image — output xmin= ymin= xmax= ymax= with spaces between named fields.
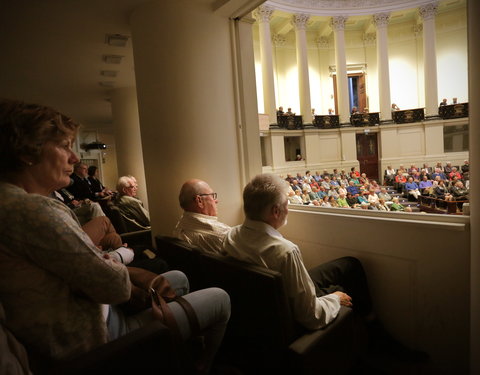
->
xmin=179 ymin=179 xmax=218 ymax=216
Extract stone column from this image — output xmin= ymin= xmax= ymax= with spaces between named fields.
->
xmin=130 ymin=0 xmax=245 ymax=234
xmin=254 ymin=5 xmax=276 ymax=124
xmin=469 ymin=0 xmax=480 ymax=372
xmin=419 ymin=2 xmax=439 ymax=117
xmin=292 ymin=13 xmax=312 ymax=122
xmin=373 ymin=13 xmax=392 ymax=121
xmin=110 ymin=87 xmax=148 ymax=208
xmin=331 ymin=16 xmax=350 ymax=124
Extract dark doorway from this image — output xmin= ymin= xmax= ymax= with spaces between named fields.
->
xmin=356 ymin=133 xmax=379 ymax=181
xmin=333 ymin=73 xmax=367 ymax=115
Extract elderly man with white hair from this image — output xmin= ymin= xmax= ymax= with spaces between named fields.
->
xmin=223 ymin=173 xmax=427 ymax=362
xmin=114 ymin=175 xmax=150 ymax=231
xmin=173 ymin=179 xmax=231 ymax=255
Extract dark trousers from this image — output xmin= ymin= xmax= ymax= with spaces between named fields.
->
xmin=308 ymin=256 xmax=373 ymax=317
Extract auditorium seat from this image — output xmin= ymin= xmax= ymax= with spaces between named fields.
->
xmin=155 ymin=235 xmax=367 ymax=374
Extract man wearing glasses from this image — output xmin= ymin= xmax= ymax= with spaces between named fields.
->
xmin=173 ymin=179 xmax=230 ymax=255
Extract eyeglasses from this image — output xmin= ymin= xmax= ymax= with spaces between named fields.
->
xmin=197 ymin=192 xmax=217 ymax=200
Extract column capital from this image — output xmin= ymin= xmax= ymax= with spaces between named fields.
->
xmin=253 ymin=5 xmax=274 ymax=23
xmin=272 ymin=33 xmax=286 ymax=47
xmin=373 ymin=13 xmax=390 ymax=28
xmin=291 ymin=13 xmax=310 ymax=30
xmin=330 ymin=16 xmax=348 ymax=32
xmin=418 ymin=2 xmax=438 ymax=21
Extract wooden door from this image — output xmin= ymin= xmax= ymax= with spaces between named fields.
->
xmin=332 ymin=73 xmax=367 ymax=115
xmin=356 ymin=133 xmax=379 ymax=180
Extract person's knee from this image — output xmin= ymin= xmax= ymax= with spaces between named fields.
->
xmin=162 ymin=270 xmax=190 ymax=295
xmin=201 ymin=287 xmax=231 ymax=323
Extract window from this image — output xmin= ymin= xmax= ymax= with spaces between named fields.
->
xmin=444 ymin=124 xmax=468 ymax=152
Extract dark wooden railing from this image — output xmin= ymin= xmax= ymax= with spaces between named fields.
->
xmin=313 ymin=115 xmax=340 ymax=129
xmin=418 ymin=195 xmax=468 ymax=214
xmin=392 ymin=108 xmax=425 ymax=124
xmin=438 ymin=103 xmax=469 ymax=119
xmin=276 ymin=115 xmax=304 ymax=129
xmin=350 ymin=112 xmax=380 ymax=127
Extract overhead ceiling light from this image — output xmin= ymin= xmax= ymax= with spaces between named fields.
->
xmin=103 ymin=55 xmax=123 ymax=64
xmin=101 ymin=70 xmax=118 ymax=77
xmin=99 ymin=81 xmax=115 ymax=88
xmin=105 ymin=33 xmax=129 ymax=47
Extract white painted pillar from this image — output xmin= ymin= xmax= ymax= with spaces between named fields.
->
xmin=292 ymin=13 xmax=312 ymax=122
xmin=130 ymin=0 xmax=244 ymax=234
xmin=469 ymin=0 xmax=480 ymax=373
xmin=419 ymin=2 xmax=439 ymax=117
xmin=373 ymin=13 xmax=392 ymax=121
xmin=254 ymin=5 xmax=277 ymax=124
xmin=110 ymin=87 xmax=148 ymax=208
xmin=331 ymin=16 xmax=350 ymax=124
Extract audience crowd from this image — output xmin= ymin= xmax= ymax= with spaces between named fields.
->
xmin=284 ymin=161 xmax=470 ymax=213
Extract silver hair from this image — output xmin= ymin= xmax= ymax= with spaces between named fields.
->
xmin=243 ymin=173 xmax=288 ymax=221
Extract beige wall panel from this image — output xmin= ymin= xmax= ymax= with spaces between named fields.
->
xmin=318 ymin=133 xmax=340 ymax=161
xmin=398 ymin=126 xmax=424 ymax=156
xmin=281 ymin=208 xmax=470 ymax=374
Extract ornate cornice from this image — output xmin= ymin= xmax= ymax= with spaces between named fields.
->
xmin=373 ymin=13 xmax=390 ymax=27
xmin=418 ymin=2 xmax=438 ymax=21
xmin=315 ymin=36 xmax=330 ymax=49
xmin=362 ymin=33 xmax=376 ymax=46
xmin=272 ymin=34 xmax=286 ymax=46
xmin=253 ymin=5 xmax=274 ymax=23
xmin=330 ymin=16 xmax=348 ymax=31
xmin=291 ymin=13 xmax=310 ymax=30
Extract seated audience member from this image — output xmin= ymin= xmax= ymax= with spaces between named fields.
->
xmin=449 ymin=167 xmax=462 ymax=181
xmin=285 ymin=107 xmax=295 ymax=116
xmin=289 ymin=190 xmax=304 ymax=205
xmin=419 ymin=175 xmax=433 ymax=195
xmin=223 ymin=173 xmax=428 ymax=362
xmin=67 ymin=162 xmax=98 ymax=201
xmin=397 ymin=165 xmax=407 ymax=175
xmin=378 ymin=187 xmax=392 ymax=202
xmin=351 ymin=106 xmax=359 ymax=114
xmin=434 ymin=162 xmax=444 ymax=172
xmin=390 ymin=197 xmax=406 ymax=211
xmin=295 ymin=172 xmax=304 ymax=183
xmin=330 ymin=176 xmax=340 ymax=189
xmin=461 ymin=160 xmax=469 ymax=179
xmin=444 ymin=162 xmax=453 ymax=175
xmin=173 ymin=179 xmax=230 ymax=255
xmin=368 ymin=202 xmax=378 ymax=210
xmin=385 ymin=166 xmax=396 ymax=184
xmin=367 ymin=189 xmax=379 ymax=205
xmin=304 ymin=170 xmax=313 ymax=183
xmin=314 ymin=171 xmax=323 ymax=182
xmin=338 ymin=183 xmax=347 ymax=197
xmin=328 ymin=196 xmax=338 ymax=208
xmin=301 ymin=188 xmax=312 ymax=205
xmin=327 ymin=187 xmax=339 ymax=199
xmin=320 ymin=195 xmax=331 ymax=207
xmin=433 ymin=180 xmax=452 ymax=201
xmin=407 ymin=165 xmax=418 ymax=175
xmin=317 ymin=186 xmax=327 ymax=200
xmin=439 ymin=98 xmax=447 ymax=106
xmin=346 ymin=192 xmax=359 ymax=208
xmin=395 ymin=170 xmax=407 ymax=185
xmin=328 ymin=108 xmax=334 ymax=115
xmin=431 ymin=167 xmax=447 ymax=181
xmin=346 ymin=180 xmax=360 ymax=197
xmin=405 ymin=177 xmax=421 ymax=200
xmin=309 ymin=186 xmax=321 ymax=201
xmin=291 ymin=179 xmax=301 ymax=192
xmin=114 ymin=176 xmax=151 ymax=231
xmin=452 ymin=97 xmax=458 ymax=104
xmin=450 ymin=181 xmax=469 ymax=201
xmin=391 ymin=103 xmax=400 ymax=111
xmin=301 ymin=180 xmax=312 ymax=193
xmin=276 ymin=106 xmax=285 ymax=116
xmin=357 ymin=191 xmax=369 ymax=205
xmin=0 ymin=99 xmax=230 ymax=373
xmin=377 ymin=199 xmax=390 ymax=211
xmin=87 ymin=165 xmax=112 ymax=198
xmin=53 ymin=188 xmax=105 ymax=225
xmin=337 ymin=192 xmax=349 ymax=208
xmin=350 ymin=166 xmax=360 ymax=178
xmin=320 ymin=176 xmax=331 ymax=191
xmin=369 ymin=180 xmax=381 ymax=193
